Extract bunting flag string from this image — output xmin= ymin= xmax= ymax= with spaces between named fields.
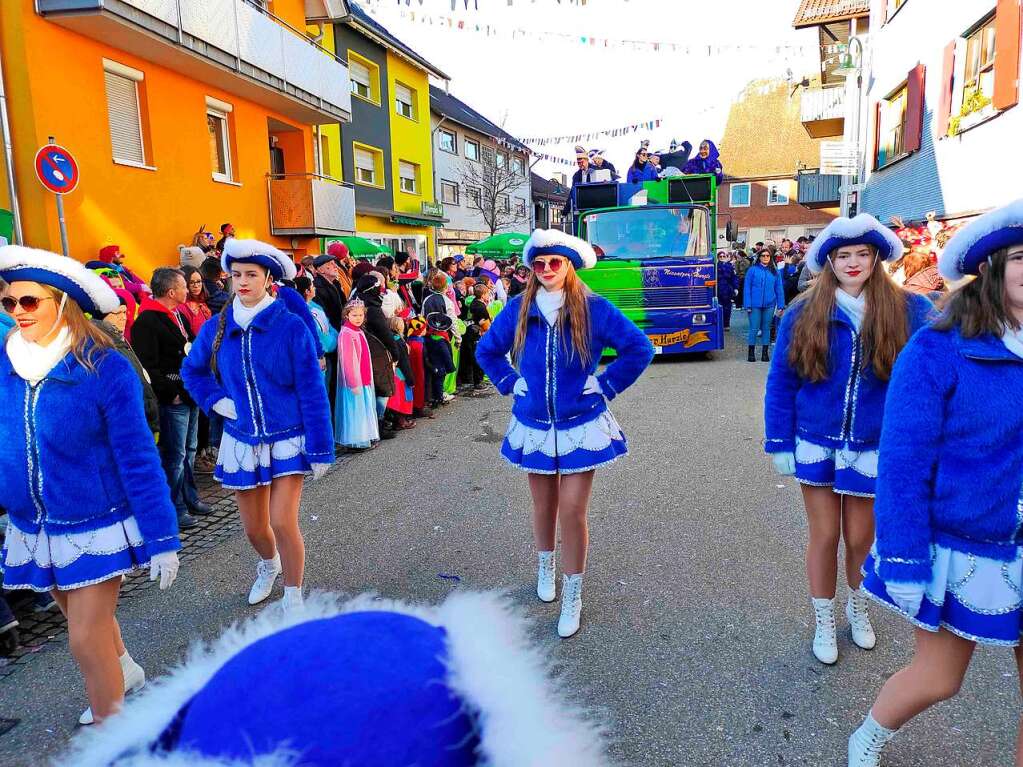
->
xmin=519 ymin=119 xmax=661 ymax=146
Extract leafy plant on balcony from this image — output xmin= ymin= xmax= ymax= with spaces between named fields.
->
xmin=947 ymin=86 xmax=992 ymax=137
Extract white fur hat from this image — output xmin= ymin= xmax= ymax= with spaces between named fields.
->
xmin=523 ymin=228 xmax=598 ymax=270
xmin=0 ymin=245 xmax=119 ymax=315
xmin=939 ymin=198 xmax=1023 ymax=281
xmin=805 ymin=214 xmax=904 ymax=274
xmin=221 ymin=239 xmax=296 ymax=281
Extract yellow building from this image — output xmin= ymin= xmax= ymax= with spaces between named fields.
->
xmin=333 ymin=3 xmax=449 ymax=263
xmin=0 ymin=0 xmax=355 ymax=275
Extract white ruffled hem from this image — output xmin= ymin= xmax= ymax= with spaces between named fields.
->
xmin=3 ymin=516 xmax=145 ymax=569
xmin=795 ymin=437 xmax=878 ymax=477
xmin=218 ymin=433 xmax=306 ymax=473
xmin=504 ymin=410 xmax=625 ymax=457
xmin=922 ymin=544 xmax=1022 ymax=615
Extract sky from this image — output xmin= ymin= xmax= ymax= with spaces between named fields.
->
xmin=358 ymin=0 xmax=822 ymax=179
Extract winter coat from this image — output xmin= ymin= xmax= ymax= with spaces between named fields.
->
xmin=476 ymin=293 xmax=654 ymax=430
xmin=425 ymin=335 xmax=456 ymax=377
xmin=131 ymin=298 xmax=195 ymax=406
xmin=626 ymin=163 xmax=659 ymax=184
xmin=873 ymin=326 xmax=1023 ymax=583
xmin=309 ymin=302 xmax=338 ymax=355
xmin=903 ymin=265 xmax=944 ymax=296
xmin=357 ymin=280 xmax=401 ymax=361
xmin=180 ymin=299 xmax=333 ymax=465
xmin=716 ymin=261 xmax=739 ymax=303
xmin=313 ymin=273 xmax=346 ymax=331
xmin=763 ymin=292 xmax=934 ymax=454
xmin=277 ymin=284 xmax=325 ymax=359
xmin=0 ymin=343 xmax=180 ymax=555
xmin=365 ymin=331 xmax=396 ymax=398
xmin=682 ymin=140 xmax=724 ymax=184
xmin=0 ymin=312 xmax=15 ymax=333
xmin=94 ymin=319 xmax=160 ymax=436
xmin=742 ymin=264 xmax=785 ymax=309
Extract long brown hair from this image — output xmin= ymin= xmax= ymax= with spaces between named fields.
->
xmin=512 ymin=266 xmax=592 ymax=367
xmin=788 ymin=248 xmax=910 ymax=382
xmin=934 ymin=247 xmax=1020 ymax=336
xmin=42 ymin=285 xmax=115 ymax=371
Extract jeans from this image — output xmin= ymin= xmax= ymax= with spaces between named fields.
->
xmin=159 ymin=403 xmax=200 ymax=514
xmin=720 ymin=298 xmax=733 ymax=329
xmin=208 ymin=411 xmax=224 ymax=450
xmin=376 ymin=396 xmax=388 ymax=419
xmin=747 ymin=306 xmax=776 ymax=345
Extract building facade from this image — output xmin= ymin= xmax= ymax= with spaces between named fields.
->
xmin=333 ymin=2 xmax=448 ymax=263
xmin=430 ymin=87 xmax=531 ymax=260
xmin=0 ymin=0 xmax=354 ymax=274
xmin=530 ymin=173 xmax=569 ymax=232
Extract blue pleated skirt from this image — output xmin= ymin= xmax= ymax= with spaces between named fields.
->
xmin=794 ymin=437 xmax=878 ymax=497
xmin=501 ymin=410 xmax=628 ymax=475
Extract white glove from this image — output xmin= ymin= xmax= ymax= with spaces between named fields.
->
xmin=886 ymin=581 xmax=926 ymax=616
xmin=582 ymin=375 xmax=603 ymax=396
xmin=212 ymin=397 xmax=238 ymax=419
xmin=512 ymin=377 xmax=528 ymax=396
xmin=311 ymin=463 xmax=331 ymax=481
xmin=149 ymin=551 xmax=180 ymax=591
xmin=771 ymin=452 xmax=796 ymax=476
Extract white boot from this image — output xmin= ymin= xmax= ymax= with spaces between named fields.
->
xmin=280 ymin=585 xmax=305 ymax=615
xmin=811 ymin=597 xmax=838 ymax=664
xmin=537 ymin=551 xmax=556 ymax=603
xmin=557 ymin=574 xmax=583 ymax=638
xmin=248 ymin=552 xmax=281 ymax=605
xmin=846 ymin=586 xmax=877 ymax=650
xmin=79 ymin=651 xmax=146 ymax=726
xmin=848 ymin=712 xmax=897 ymax=767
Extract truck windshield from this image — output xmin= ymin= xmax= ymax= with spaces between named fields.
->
xmin=584 ymin=207 xmax=710 ymax=261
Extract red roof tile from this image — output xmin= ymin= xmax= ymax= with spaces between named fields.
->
xmin=793 ymin=0 xmax=870 ymax=28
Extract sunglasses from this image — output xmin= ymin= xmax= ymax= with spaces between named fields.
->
xmin=532 ymin=257 xmax=564 ymax=274
xmin=2 ymin=295 xmax=54 ymax=313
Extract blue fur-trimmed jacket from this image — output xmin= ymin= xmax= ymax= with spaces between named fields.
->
xmin=181 ymin=299 xmax=334 ymax=465
xmin=475 ymin=293 xmax=654 ymax=430
xmin=763 ymin=292 xmax=933 ymax=453
xmin=0 ymin=344 xmax=180 ymax=557
xmin=874 ymin=326 xmax=1023 ymax=583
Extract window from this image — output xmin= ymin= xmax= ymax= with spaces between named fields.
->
xmin=767 ymin=181 xmax=789 ymax=206
xmin=464 ymin=138 xmax=480 ymax=162
xmin=103 ymin=60 xmax=146 ymax=166
xmin=319 ymin=132 xmax=334 ymax=178
xmin=876 ymin=83 xmax=908 ymax=168
xmin=395 ymin=82 xmax=416 ymax=120
xmin=348 ymin=52 xmax=380 ymax=104
xmin=496 ymin=151 xmax=507 ymax=169
xmin=964 ymin=15 xmax=997 ymax=104
xmin=440 ymin=180 xmax=459 ymax=205
xmin=498 ymin=194 xmax=510 ymax=213
xmin=205 ymin=97 xmax=234 ymax=182
xmin=481 ymin=146 xmax=495 ymax=166
xmin=353 ymin=144 xmax=384 ymax=187
xmin=398 ymin=160 xmax=420 ymax=194
xmin=465 ymin=185 xmax=482 ymax=208
xmin=514 ymin=197 xmax=527 ymax=217
xmin=735 ymin=228 xmax=749 ymax=246
xmin=767 ymin=229 xmax=787 ymax=244
xmin=729 ymin=183 xmax=750 ymax=207
xmin=551 ymin=207 xmax=562 ymax=226
xmin=806 ymin=227 xmax=825 ymax=238
xmin=510 ymin=156 xmax=524 ymax=176
xmin=439 ymin=129 xmax=457 ymax=154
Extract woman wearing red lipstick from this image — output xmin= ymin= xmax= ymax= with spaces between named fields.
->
xmin=763 ymin=215 xmax=933 ymax=666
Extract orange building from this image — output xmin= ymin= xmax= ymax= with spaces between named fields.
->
xmin=0 ymin=0 xmax=355 ymax=276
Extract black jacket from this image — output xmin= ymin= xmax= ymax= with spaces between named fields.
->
xmin=313 ymin=273 xmax=346 ymax=331
xmin=356 ymin=280 xmax=400 ymax=360
xmin=93 ymin=320 xmax=160 ymax=435
xmin=364 ymin=332 xmax=395 ymax=398
xmin=130 ymin=304 xmax=195 ymax=406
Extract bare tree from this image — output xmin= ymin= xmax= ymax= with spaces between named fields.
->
xmin=459 ymin=146 xmax=529 ymax=236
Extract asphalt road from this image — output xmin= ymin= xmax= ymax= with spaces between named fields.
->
xmin=0 ymin=315 xmax=1019 ymax=766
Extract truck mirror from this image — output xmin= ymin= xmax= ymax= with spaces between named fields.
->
xmin=725 ymin=220 xmax=738 ymax=242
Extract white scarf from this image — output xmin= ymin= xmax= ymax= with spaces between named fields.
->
xmin=6 ymin=327 xmax=72 ymax=384
xmin=835 ymin=288 xmax=867 ymax=332
xmin=1003 ymin=325 xmax=1023 ymax=360
xmin=535 ymin=289 xmax=564 ymax=326
xmin=232 ymin=293 xmax=274 ymax=331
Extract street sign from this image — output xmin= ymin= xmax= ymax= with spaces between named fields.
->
xmin=421 ymin=200 xmax=444 ymax=217
xmin=820 ymin=141 xmax=859 ymax=176
xmin=35 ymin=144 xmax=80 ymax=195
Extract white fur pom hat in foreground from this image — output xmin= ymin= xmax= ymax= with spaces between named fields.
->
xmin=0 ymin=245 xmax=119 ymax=315
xmin=523 ymin=228 xmax=598 ymax=270
xmin=939 ymin=198 xmax=1023 ymax=281
xmin=62 ymin=591 xmax=609 ymax=767
xmin=221 ymin=238 xmax=296 ymax=281
xmin=805 ymin=214 xmax=904 ymax=274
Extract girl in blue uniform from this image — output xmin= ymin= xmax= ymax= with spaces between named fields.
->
xmin=182 ymin=239 xmax=333 ymax=613
xmin=764 ymin=215 xmax=932 ymax=666
xmin=849 ymin=200 xmax=1023 ymax=767
xmin=476 ymin=229 xmax=654 ymax=638
xmin=0 ymin=246 xmax=180 ymax=724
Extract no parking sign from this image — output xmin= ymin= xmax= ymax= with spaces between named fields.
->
xmin=34 ymin=144 xmax=80 ymax=195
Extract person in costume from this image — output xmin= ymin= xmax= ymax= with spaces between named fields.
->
xmin=717 ymin=250 xmax=740 ymax=331
xmin=682 ymin=139 xmax=724 ymax=184
xmin=588 ymin=149 xmax=619 ymax=180
xmin=848 ymin=199 xmax=1023 ymax=767
xmin=295 ymin=275 xmax=338 ymax=393
xmin=459 ymin=282 xmax=493 ymax=391
xmin=405 ymin=315 xmax=431 ymax=419
xmin=334 ymin=298 xmax=379 ymax=449
xmin=385 ymin=315 xmax=416 ymax=430
xmin=626 ymin=143 xmax=659 ymax=184
xmin=476 ymin=229 xmax=654 ymax=638
xmin=0 ymin=245 xmax=181 ymax=725
xmin=424 ymin=310 xmax=457 ymax=408
xmin=743 ymin=248 xmax=786 ymax=361
xmin=89 ymin=244 xmax=150 ymax=304
xmin=181 ymin=239 xmax=333 ymax=613
xmin=763 ymin=214 xmax=933 ymax=667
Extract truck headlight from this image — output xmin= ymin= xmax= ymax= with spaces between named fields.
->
xmin=692 ymin=313 xmax=707 ymax=324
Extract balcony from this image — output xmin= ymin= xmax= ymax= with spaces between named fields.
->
xmin=269 ymin=174 xmax=356 ymax=238
xmin=38 ymin=0 xmax=351 ymax=124
xmin=797 ymin=169 xmax=842 ymax=208
xmin=800 ymin=85 xmax=846 ymax=138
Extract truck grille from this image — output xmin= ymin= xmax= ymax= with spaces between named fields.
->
xmin=601 ymin=286 xmax=712 ymax=309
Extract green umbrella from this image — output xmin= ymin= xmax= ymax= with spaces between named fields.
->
xmin=465 ymin=232 xmax=529 ymax=259
xmin=323 ymin=236 xmax=390 ymax=257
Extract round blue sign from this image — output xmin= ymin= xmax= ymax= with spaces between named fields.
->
xmin=34 ymin=144 xmax=80 ymax=195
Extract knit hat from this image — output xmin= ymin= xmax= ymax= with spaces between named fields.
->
xmin=804 ymin=214 xmax=904 ymax=274
xmin=523 ymin=228 xmax=598 ymax=270
xmin=351 ymin=261 xmax=376 ymax=281
xmin=0 ymin=245 xmax=119 ymax=315
xmin=98 ymin=244 xmax=121 ymax=263
xmin=326 ymin=241 xmax=350 ymax=260
xmin=221 ymin=239 xmax=296 ymax=281
xmin=939 ymin=198 xmax=1023 ymax=281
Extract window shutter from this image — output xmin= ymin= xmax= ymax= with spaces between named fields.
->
xmin=993 ymin=0 xmax=1022 ymax=110
xmin=937 ymin=40 xmax=957 ymax=136
xmin=104 ymin=71 xmax=144 ymax=164
xmin=350 ymin=59 xmax=370 ymax=86
xmin=904 ymin=64 xmax=926 ymax=153
xmin=395 ymin=83 xmax=413 ymax=104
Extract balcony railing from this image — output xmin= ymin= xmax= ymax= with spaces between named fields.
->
xmin=800 ymin=86 xmax=846 ymax=138
xmin=797 ymin=169 xmax=842 ymax=208
xmin=38 ymin=0 xmax=351 ymax=123
xmin=268 ymin=173 xmax=356 ymax=237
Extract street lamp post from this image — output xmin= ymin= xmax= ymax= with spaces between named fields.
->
xmin=834 ymin=36 xmax=865 ymax=218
